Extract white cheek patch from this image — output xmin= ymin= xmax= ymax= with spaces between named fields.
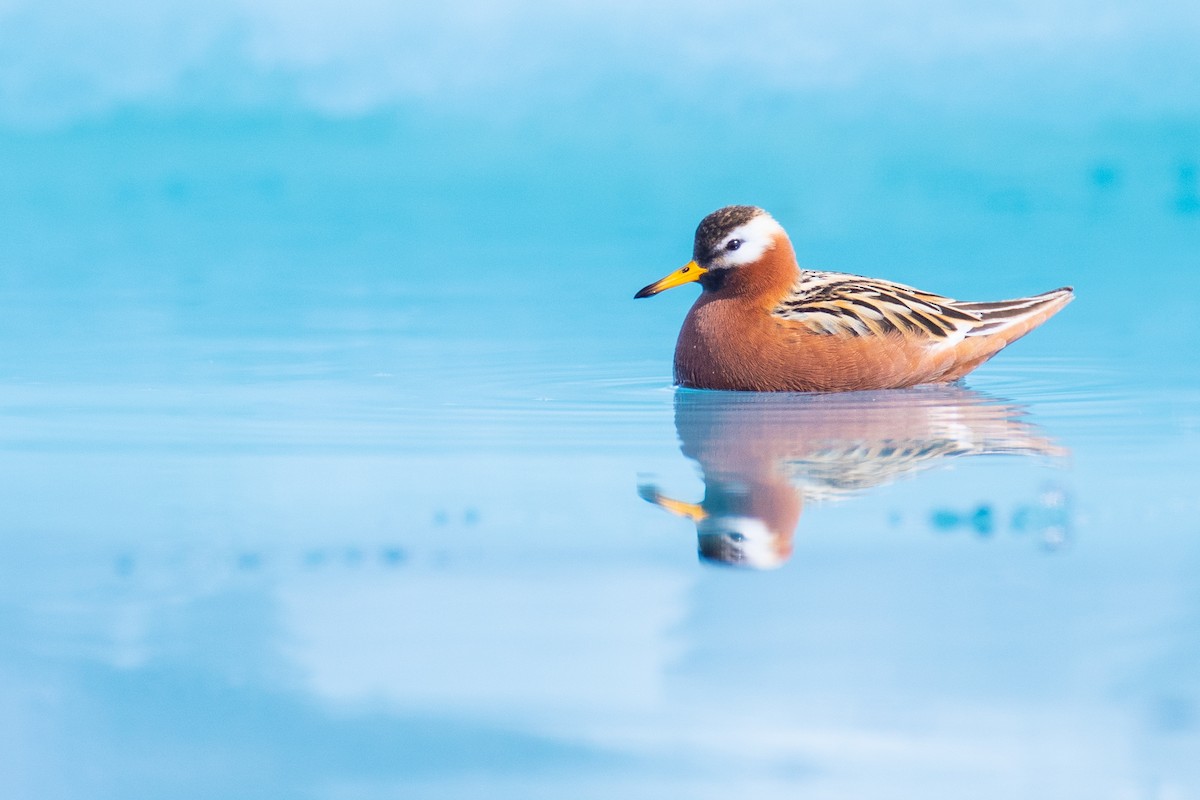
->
xmin=717 ymin=214 xmax=785 ymax=268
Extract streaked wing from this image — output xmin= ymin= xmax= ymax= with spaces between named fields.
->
xmin=771 ymin=271 xmax=979 ymax=342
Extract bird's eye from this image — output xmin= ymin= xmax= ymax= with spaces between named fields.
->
xmin=729 ymin=532 xmax=746 ymax=543
xmin=725 ymin=239 xmax=743 ymax=252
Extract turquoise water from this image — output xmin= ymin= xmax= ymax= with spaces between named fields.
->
xmin=3 ymin=3 xmax=1200 ymax=797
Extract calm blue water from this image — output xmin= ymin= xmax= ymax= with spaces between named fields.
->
xmin=2 ymin=3 xmax=1200 ymax=798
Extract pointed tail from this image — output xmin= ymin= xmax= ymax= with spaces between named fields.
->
xmin=938 ymin=287 xmax=1074 ymax=381
xmin=961 ymin=287 xmax=1074 ymax=343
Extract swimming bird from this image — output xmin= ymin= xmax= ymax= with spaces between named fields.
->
xmin=635 ymin=206 xmax=1073 ymax=392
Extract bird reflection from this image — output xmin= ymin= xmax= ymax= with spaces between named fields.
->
xmin=639 ymin=386 xmax=1065 ymax=569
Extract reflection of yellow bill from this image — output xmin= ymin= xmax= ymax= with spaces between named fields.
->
xmin=634 ymin=261 xmax=707 ymax=298
xmin=637 ymin=483 xmax=707 ymax=522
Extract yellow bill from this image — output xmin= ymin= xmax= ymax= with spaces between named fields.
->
xmin=634 ymin=261 xmax=707 ymax=299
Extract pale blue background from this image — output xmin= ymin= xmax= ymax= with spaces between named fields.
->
xmin=1 ymin=1 xmax=1199 ymax=798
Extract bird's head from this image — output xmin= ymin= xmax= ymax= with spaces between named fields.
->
xmin=635 ymin=205 xmax=786 ymax=298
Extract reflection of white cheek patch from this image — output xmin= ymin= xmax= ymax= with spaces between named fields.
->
xmin=721 ymin=214 xmax=784 ymax=267
xmin=699 ymin=515 xmax=785 ymax=570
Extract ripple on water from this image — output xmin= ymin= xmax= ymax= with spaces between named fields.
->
xmin=0 ymin=353 xmax=1175 ymax=454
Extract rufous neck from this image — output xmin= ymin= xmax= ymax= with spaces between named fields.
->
xmin=701 ymin=233 xmax=799 ymax=304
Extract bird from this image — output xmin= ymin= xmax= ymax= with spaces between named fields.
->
xmin=638 ymin=386 xmax=1065 ymax=569
xmin=634 ymin=206 xmax=1073 ymax=392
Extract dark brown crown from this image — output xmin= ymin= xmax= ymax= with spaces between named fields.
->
xmin=693 ymin=206 xmax=764 ymax=264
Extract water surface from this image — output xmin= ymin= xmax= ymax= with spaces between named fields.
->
xmin=2 ymin=4 xmax=1200 ymax=797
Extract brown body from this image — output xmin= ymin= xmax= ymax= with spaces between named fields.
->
xmin=673 ymin=235 xmax=1072 ymax=392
